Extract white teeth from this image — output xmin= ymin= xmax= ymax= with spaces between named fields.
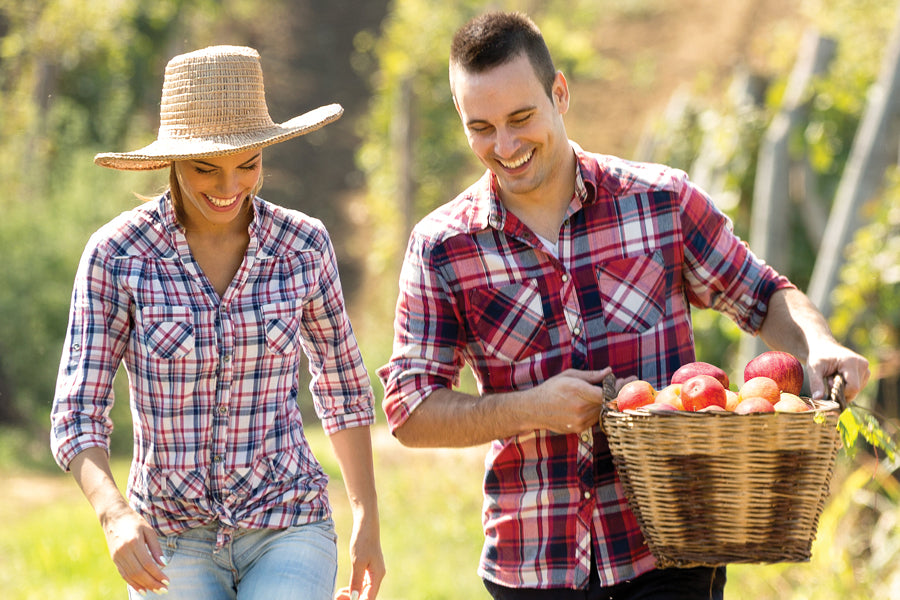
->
xmin=205 ymin=194 xmax=239 ymax=208
xmin=499 ymin=150 xmax=533 ymax=169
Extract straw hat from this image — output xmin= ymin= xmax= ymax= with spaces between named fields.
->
xmin=94 ymin=45 xmax=343 ymax=170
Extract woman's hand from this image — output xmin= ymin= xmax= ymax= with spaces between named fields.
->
xmin=328 ymin=426 xmax=385 ymax=599
xmin=69 ymin=447 xmax=169 ymax=595
xmin=334 ymin=511 xmax=385 ymax=599
xmin=100 ymin=501 xmax=169 ymax=595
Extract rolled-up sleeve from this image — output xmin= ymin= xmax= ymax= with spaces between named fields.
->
xmin=676 ymin=174 xmax=794 ymax=333
xmin=51 ymin=233 xmax=131 ymax=470
xmin=301 ymin=228 xmax=375 ymax=435
xmin=377 ymin=232 xmax=466 ymax=433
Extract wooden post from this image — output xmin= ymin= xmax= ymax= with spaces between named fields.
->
xmin=740 ymin=30 xmax=835 ymax=362
xmin=807 ymin=9 xmax=900 ymax=318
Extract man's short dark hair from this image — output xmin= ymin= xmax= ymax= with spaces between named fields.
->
xmin=450 ymin=11 xmax=557 ymax=99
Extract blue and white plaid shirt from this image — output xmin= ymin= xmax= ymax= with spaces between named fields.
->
xmin=51 ymin=193 xmax=374 ymax=546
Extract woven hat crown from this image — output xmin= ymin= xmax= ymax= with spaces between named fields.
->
xmin=160 ymin=46 xmax=275 ymax=139
xmin=94 ymin=45 xmax=342 ymax=170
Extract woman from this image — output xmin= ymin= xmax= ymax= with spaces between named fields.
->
xmin=50 ymin=45 xmax=384 ymax=600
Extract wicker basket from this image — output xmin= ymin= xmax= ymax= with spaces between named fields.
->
xmin=600 ymin=378 xmax=845 ymax=568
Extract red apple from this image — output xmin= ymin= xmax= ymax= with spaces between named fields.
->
xmin=616 ymin=380 xmax=656 ymax=411
xmin=739 ymin=376 xmax=780 ymax=406
xmin=734 ymin=396 xmax=776 ymax=414
xmin=744 ymin=351 xmax=804 ymax=395
xmin=655 ymin=383 xmax=684 ymax=410
xmin=671 ymin=361 xmax=730 ymax=389
xmin=774 ymin=392 xmax=810 ymax=413
xmin=680 ymin=374 xmax=727 ymax=412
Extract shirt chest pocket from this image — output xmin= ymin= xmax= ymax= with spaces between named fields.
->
xmin=139 ymin=305 xmax=195 ymax=359
xmin=261 ymin=300 xmax=302 ymax=355
xmin=595 ymin=250 xmax=666 ymax=334
xmin=465 ymin=280 xmax=551 ymax=362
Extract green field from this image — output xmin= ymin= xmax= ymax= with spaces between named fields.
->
xmin=1 ymin=425 xmax=897 ymax=599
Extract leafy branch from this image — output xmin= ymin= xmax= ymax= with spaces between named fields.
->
xmin=838 ymin=404 xmax=899 ymax=462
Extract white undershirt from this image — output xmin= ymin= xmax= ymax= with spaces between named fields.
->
xmin=535 ymin=232 xmax=559 ymax=258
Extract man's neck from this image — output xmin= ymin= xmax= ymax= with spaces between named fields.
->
xmin=499 ymin=150 xmax=577 ymax=243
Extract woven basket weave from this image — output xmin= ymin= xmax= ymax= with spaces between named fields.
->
xmin=601 ymin=382 xmax=844 ymax=568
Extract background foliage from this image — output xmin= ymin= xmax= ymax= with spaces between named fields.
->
xmin=0 ymin=0 xmax=898 ymax=598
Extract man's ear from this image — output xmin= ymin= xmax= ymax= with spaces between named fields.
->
xmin=553 ymin=70 xmax=570 ymax=114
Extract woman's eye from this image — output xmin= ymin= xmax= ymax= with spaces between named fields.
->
xmin=193 ymin=167 xmax=215 ymax=175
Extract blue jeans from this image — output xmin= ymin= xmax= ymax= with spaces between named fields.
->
xmin=129 ymin=519 xmax=338 ymax=600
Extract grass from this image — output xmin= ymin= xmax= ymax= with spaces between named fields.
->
xmin=1 ymin=425 xmax=898 ymax=599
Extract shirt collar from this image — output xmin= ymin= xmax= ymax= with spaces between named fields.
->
xmin=472 ymin=141 xmax=593 ymax=234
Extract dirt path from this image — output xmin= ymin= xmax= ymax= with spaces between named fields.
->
xmin=570 ymin=0 xmax=801 ymax=157
xmin=0 ymin=471 xmax=77 ymax=522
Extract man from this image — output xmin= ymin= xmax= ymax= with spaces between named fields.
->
xmin=378 ymin=11 xmax=869 ymax=599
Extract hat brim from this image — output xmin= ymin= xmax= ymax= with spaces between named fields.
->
xmin=94 ymin=104 xmax=343 ymax=171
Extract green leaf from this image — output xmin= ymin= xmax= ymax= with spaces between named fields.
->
xmin=838 ymin=408 xmax=861 ymax=459
xmin=838 ymin=406 xmax=898 ymax=462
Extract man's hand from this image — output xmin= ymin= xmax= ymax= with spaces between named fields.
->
xmin=525 ymin=368 xmax=613 ymax=434
xmin=759 ymin=288 xmax=871 ymax=402
xmin=807 ymin=341 xmax=870 ymax=402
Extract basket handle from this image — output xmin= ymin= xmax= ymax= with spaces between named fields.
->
xmin=602 ymin=372 xmax=618 ymax=401
xmin=828 ymin=373 xmax=847 ymax=410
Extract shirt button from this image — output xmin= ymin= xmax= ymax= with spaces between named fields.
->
xmin=561 ymin=274 xmax=569 ymax=282
xmin=213 ymin=455 xmax=223 ymax=463
xmin=581 ymin=433 xmax=590 ymax=443
xmin=573 ymin=327 xmax=581 ymax=336
xmin=584 ymin=491 xmax=592 ymax=500
xmin=217 ymin=405 xmax=228 ymax=415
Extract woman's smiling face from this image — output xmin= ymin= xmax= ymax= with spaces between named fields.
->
xmin=173 ymin=149 xmax=262 ymax=230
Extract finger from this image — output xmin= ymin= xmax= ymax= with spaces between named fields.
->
xmin=362 ymin=570 xmax=383 ymax=600
xmin=145 ymin=535 xmax=167 ymax=568
xmin=563 ymin=367 xmax=613 ymax=384
xmin=141 ymin=532 xmax=169 ymax=578
xmin=363 ymin=580 xmax=381 ymax=599
xmin=809 ymin=373 xmax=827 ymax=400
xmin=615 ymin=375 xmax=638 ymax=390
xmin=348 ymin=563 xmax=365 ymax=600
xmin=845 ymin=361 xmax=871 ymax=401
xmin=334 ymin=586 xmax=352 ymax=600
xmin=133 ymin=536 xmax=170 ymax=593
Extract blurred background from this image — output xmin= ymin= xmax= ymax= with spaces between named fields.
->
xmin=1 ymin=0 xmax=898 ymax=598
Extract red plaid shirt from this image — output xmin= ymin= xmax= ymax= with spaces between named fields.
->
xmin=51 ymin=194 xmax=374 ymax=547
xmin=379 ymin=143 xmax=792 ymax=588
